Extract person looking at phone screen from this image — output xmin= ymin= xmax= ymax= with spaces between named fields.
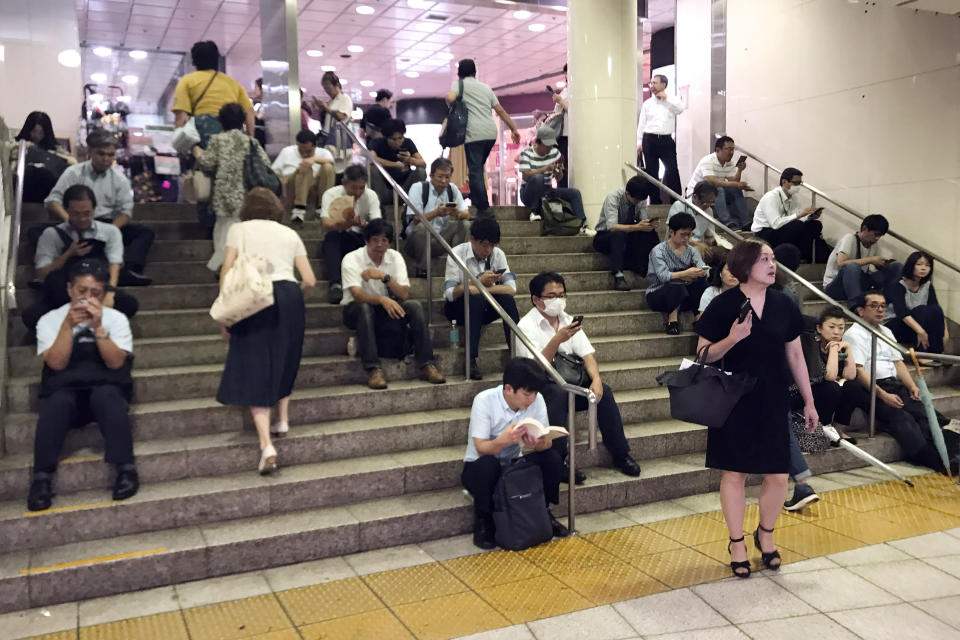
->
xmin=645 ymin=212 xmax=710 ymax=335
xmin=368 ymin=118 xmax=426 ymax=207
xmin=686 ymin=136 xmax=752 ymax=231
xmin=517 ymin=126 xmax=593 ymax=236
xmin=594 ymin=176 xmax=661 ymax=292
xmin=751 ymin=167 xmax=832 ymax=263
xmin=667 ymin=180 xmax=722 ymax=266
xmin=823 ymin=214 xmax=901 ymax=309
xmin=404 ymin=158 xmax=471 ymax=277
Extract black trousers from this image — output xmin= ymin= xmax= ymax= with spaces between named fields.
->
xmin=641 ymin=133 xmax=681 ymax=205
xmin=539 ymin=382 xmax=630 ymax=462
xmin=886 ymin=305 xmax=945 ymax=354
xmin=556 ymin=136 xmax=568 ymax=188
xmin=756 ymin=220 xmax=825 ymax=263
xmin=463 ymin=139 xmax=496 ymax=213
xmin=790 ymin=379 xmax=844 ymax=424
xmin=33 ymin=385 xmax=134 ymax=473
xmin=646 ymin=280 xmax=708 ymax=314
xmin=444 ymin=293 xmax=520 ymax=357
xmin=321 ymin=230 xmax=365 ymax=285
xmin=593 ymin=230 xmax=659 ymax=275
xmin=461 ymin=451 xmax=562 ymax=518
xmin=22 ymin=267 xmax=139 ymax=332
xmin=97 ymin=218 xmax=155 ymax=271
xmin=342 ymin=300 xmax=435 ymax=370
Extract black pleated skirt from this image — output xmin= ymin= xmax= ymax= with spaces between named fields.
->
xmin=216 ymin=280 xmax=304 ymax=407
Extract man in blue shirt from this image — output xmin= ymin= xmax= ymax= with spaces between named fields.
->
xmin=403 ymin=158 xmax=470 ymax=277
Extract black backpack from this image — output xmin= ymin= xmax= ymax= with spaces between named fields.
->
xmin=492 ymin=458 xmax=553 ymax=551
xmin=439 ymin=79 xmax=468 ymax=149
xmin=405 ymin=180 xmax=455 ymax=229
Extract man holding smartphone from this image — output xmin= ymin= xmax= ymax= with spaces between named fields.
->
xmin=686 ymin=136 xmax=752 ymax=230
xmin=404 ymin=158 xmax=471 ymax=277
xmin=517 ymin=127 xmax=593 ymax=236
xmin=751 ymin=167 xmax=832 ymax=262
xmin=822 ymin=214 xmax=901 ymax=309
xmin=636 ymin=74 xmax=685 ymax=204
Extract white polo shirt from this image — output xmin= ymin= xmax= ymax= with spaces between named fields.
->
xmin=340 ymin=246 xmax=409 ymax=306
xmin=320 ymin=185 xmax=381 ymax=234
xmin=271 ymin=145 xmax=334 ymax=177
xmin=515 ymin=307 xmax=595 ymax=361
xmin=463 ymin=385 xmax=549 ymax=464
xmin=844 ymin=322 xmax=901 ymax=381
xmin=36 ymin=303 xmax=134 ymax=355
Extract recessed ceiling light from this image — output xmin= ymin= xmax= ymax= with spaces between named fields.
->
xmin=340 ymin=78 xmax=348 ymax=84
xmin=401 ymin=88 xmax=415 ymax=95
xmin=347 ymin=44 xmax=364 ymax=53
xmin=513 ymin=10 xmax=532 ymax=19
xmin=494 ymin=0 xmax=517 ymax=5
xmin=321 ymin=65 xmax=336 ymax=71
xmin=90 ymin=72 xmax=107 ymax=82
xmin=528 ymin=23 xmax=546 ymax=32
xmin=57 ymin=49 xmax=81 ymax=68
xmin=128 ymin=49 xmax=148 ymax=60
xmin=369 ymin=91 xmax=378 ymax=98
xmin=404 ymin=71 xmax=420 ymax=78
xmin=360 ymin=80 xmax=374 ymax=87
xmin=449 ymin=26 xmax=465 ymax=35
xmin=122 ymin=74 xmax=139 ymax=84
xmin=306 ymin=49 xmax=323 ymax=57
xmin=407 ymin=0 xmax=434 ymax=8
xmin=356 ymin=5 xmax=374 ymax=14
xmin=117 ymin=95 xmax=132 ymax=103
xmin=92 ymin=46 xmax=112 ymax=57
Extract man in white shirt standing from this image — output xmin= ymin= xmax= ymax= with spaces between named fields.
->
xmin=686 ymin=136 xmax=752 ymax=230
xmin=516 ymin=272 xmax=640 ymax=483
xmin=270 ymin=130 xmax=335 ymax=224
xmin=751 ymin=167 xmax=829 ymax=263
xmin=341 ymin=219 xmax=445 ymax=390
xmin=404 ymin=158 xmax=471 ymax=277
xmin=637 ymin=74 xmax=685 ymax=204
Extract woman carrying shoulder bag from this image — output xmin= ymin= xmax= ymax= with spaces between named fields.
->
xmin=216 ymin=188 xmax=316 ymax=474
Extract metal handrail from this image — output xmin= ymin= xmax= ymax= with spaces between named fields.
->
xmin=0 ymin=139 xmax=26 ymax=453
xmin=338 ymin=122 xmax=597 ymax=531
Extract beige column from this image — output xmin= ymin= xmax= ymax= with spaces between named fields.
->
xmin=567 ymin=0 xmax=639 ymax=227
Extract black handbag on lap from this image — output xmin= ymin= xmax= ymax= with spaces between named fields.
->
xmin=656 ymin=346 xmax=756 ymax=429
xmin=551 ymin=351 xmax=590 ymax=387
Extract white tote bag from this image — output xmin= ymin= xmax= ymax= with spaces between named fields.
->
xmin=209 ymin=225 xmax=275 ymax=327
xmin=172 ymin=71 xmax=219 ymax=154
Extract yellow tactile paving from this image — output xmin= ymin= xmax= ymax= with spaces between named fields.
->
xmin=584 ymin=524 xmax=684 ymax=558
xmin=554 ymin=561 xmax=669 ymax=604
xmin=866 ymin=476 xmax=958 ymax=502
xmin=781 ymin=499 xmax=860 ymax=522
xmin=24 ymin=632 xmax=77 ymax=640
xmin=702 ymin=504 xmax=803 ymax=528
xmin=182 ymin=594 xmax=293 ymax=640
xmin=644 ymin=514 xmax=732 ymax=546
xmin=246 ymin=631 xmax=301 ymax=640
xmin=873 ymin=504 xmax=960 ymax=535
xmin=78 ymin=612 xmax=188 ymax=640
xmin=814 ymin=513 xmax=908 ymax=545
xmin=820 ymin=485 xmax=904 ymax=512
xmin=519 ymin=536 xmax=619 ymax=573
xmin=20 ymin=548 xmax=168 ymax=575
xmin=300 ymin=609 xmax=415 ymax=640
xmin=775 ymin=522 xmax=864 ymax=557
xmin=362 ymin=562 xmax=469 ymax=606
xmin=630 ymin=547 xmax=730 ymax=588
xmin=275 ymin=577 xmax=384 ymax=627
xmin=922 ymin=496 xmax=960 ymax=518
xmin=441 ymin=550 xmax=544 ymax=589
xmin=392 ymin=591 xmax=509 ymax=640
xmin=476 ymin=574 xmax=594 ymax=624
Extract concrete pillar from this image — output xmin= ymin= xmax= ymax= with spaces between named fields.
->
xmin=259 ymin=0 xmax=300 ymax=156
xmin=567 ymin=0 xmax=639 ymax=226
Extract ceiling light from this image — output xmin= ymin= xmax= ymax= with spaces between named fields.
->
xmin=122 ymin=74 xmax=139 ymax=84
xmin=369 ymin=91 xmax=377 ymax=98
xmin=340 ymin=78 xmax=348 ymax=84
xmin=449 ymin=26 xmax=465 ymax=35
xmin=360 ymin=80 xmax=374 ymax=87
xmin=92 ymin=46 xmax=112 ymax=57
xmin=90 ymin=72 xmax=107 ymax=82
xmin=404 ymin=71 xmax=420 ymax=78
xmin=321 ymin=65 xmax=336 ymax=71
xmin=356 ymin=5 xmax=374 ymax=14
xmin=347 ymin=44 xmax=364 ymax=53
xmin=494 ymin=0 xmax=517 ymax=4
xmin=117 ymin=95 xmax=132 ymax=103
xmin=128 ymin=49 xmax=148 ymax=60
xmin=513 ymin=10 xmax=532 ymax=19
xmin=306 ymin=49 xmax=323 ymax=57
xmin=407 ymin=0 xmax=434 ymax=7
xmin=528 ymin=23 xmax=546 ymax=32
xmin=57 ymin=49 xmax=81 ymax=68
xmin=401 ymin=88 xmax=415 ymax=95
xmin=556 ymin=80 xmax=566 ymax=88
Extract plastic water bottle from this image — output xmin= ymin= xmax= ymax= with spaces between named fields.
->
xmin=346 ymin=336 xmax=357 ymax=357
xmin=450 ymin=320 xmax=459 ymax=347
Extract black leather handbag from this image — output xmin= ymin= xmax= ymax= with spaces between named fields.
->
xmin=551 ymin=351 xmax=590 ymax=387
xmin=656 ymin=346 xmax=756 ymax=429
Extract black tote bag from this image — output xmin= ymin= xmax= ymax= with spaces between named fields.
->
xmin=656 ymin=346 xmax=756 ymax=429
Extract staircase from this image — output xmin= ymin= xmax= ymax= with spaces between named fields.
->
xmin=1 ymin=201 xmax=958 ymax=614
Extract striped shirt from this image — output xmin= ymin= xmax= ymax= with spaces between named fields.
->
xmin=645 ymin=240 xmax=709 ymax=294
xmin=518 ymin=146 xmax=561 ymax=182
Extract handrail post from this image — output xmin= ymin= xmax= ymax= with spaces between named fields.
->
xmin=463 ymin=271 xmax=471 ymax=380
xmin=763 ymin=165 xmax=768 ymax=193
xmin=425 ymin=220 xmax=432 ymax=327
xmin=567 ymin=391 xmax=576 ymax=533
xmin=392 ymin=190 xmax=401 ymax=250
xmin=588 ymin=396 xmax=597 ymax=451
xmin=869 ymin=334 xmax=878 ymax=438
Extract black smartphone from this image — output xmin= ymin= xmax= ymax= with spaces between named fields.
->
xmin=572 ymin=315 xmax=584 ymax=326
xmin=811 ymin=206 xmax=824 ymax=217
xmin=736 ymin=155 xmax=747 ymax=166
xmin=444 ymin=202 xmax=457 ymax=208
xmin=545 ymin=85 xmax=555 ymax=95
xmin=494 ymin=268 xmax=507 ymax=275
xmin=738 ymin=298 xmax=752 ymax=323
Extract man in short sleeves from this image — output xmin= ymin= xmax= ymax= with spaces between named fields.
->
xmin=368 ymin=118 xmax=427 ymax=209
xmin=823 ymin=214 xmax=901 ymax=309
xmin=320 ymin=165 xmax=381 ymax=304
xmin=686 ymin=136 xmax=752 ymax=230
xmin=404 ymin=158 xmax=471 ymax=276
xmin=271 ymin=130 xmax=335 ymax=223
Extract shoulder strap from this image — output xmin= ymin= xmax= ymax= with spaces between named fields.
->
xmin=53 ymin=225 xmax=74 ymax=247
xmin=190 ymin=71 xmax=219 ymax=115
xmin=458 ymin=79 xmax=464 ymax=100
xmin=446 ymin=184 xmax=454 ymax=201
xmin=855 ymin=235 xmax=862 ymax=259
xmin=421 ymin=180 xmax=430 ymax=210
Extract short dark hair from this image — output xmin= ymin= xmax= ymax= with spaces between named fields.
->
xmin=773 ymin=243 xmax=801 ymax=272
xmin=343 ymin=164 xmax=367 ymax=183
xmin=854 ymin=289 xmax=886 ymax=311
xmin=295 ymin=129 xmax=316 ymax=145
xmin=692 ymin=180 xmax=718 ymax=200
xmin=218 ymin=102 xmax=246 ymax=131
xmin=457 ymin=58 xmax=477 ymax=78
xmin=726 ymin=239 xmax=769 ymax=282
xmin=63 ymin=184 xmax=97 ymax=209
xmin=817 ymin=305 xmax=847 ymax=326
xmin=714 ymin=135 xmax=734 ymax=151
xmin=654 ymin=73 xmax=668 ymax=88
xmin=86 ymin=129 xmax=117 ymax=149
xmin=780 ymin=167 xmax=802 ymax=185
xmin=668 ymin=212 xmax=696 ymax=232
xmin=16 ymin=111 xmax=57 ymax=150
xmin=861 ymin=214 xmax=889 ymax=235
xmin=903 ymin=251 xmax=934 ymax=285
xmin=191 ymin=41 xmax=220 ymax=70
xmin=240 ymin=187 xmax=284 ymax=222
xmin=382 ymin=118 xmax=406 ymax=139
xmin=529 ymin=272 xmax=565 ymax=299
xmin=68 ymin=258 xmax=109 ymax=285
xmin=430 ymin=157 xmax=454 ymax=174
xmin=363 ymin=218 xmax=394 ymax=242
xmin=322 ymin=70 xmax=341 ymax=88
xmin=502 ymin=357 xmax=548 ymax=393
xmin=470 ymin=217 xmax=500 ymax=244
xmin=625 ymin=175 xmax=649 ymax=199
xmin=375 ymin=88 xmax=393 ymax=102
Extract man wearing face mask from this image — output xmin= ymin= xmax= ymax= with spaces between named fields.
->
xmin=515 ymin=272 xmax=640 ymax=482
xmin=751 ymin=167 xmax=831 ymax=263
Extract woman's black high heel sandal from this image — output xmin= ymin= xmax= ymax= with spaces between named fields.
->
xmin=753 ymin=524 xmax=781 ymax=570
xmin=728 ymin=536 xmax=751 ymax=578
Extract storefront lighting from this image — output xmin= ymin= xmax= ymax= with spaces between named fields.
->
xmin=360 ymin=80 xmax=374 ymax=87
xmin=91 ymin=72 xmax=107 ymax=82
xmin=58 ymin=49 xmax=81 ymax=68
xmin=306 ymin=49 xmax=323 ymax=57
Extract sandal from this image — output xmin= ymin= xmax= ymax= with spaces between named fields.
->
xmin=728 ymin=536 xmax=751 ymax=579
xmin=753 ymin=524 xmax=781 ymax=570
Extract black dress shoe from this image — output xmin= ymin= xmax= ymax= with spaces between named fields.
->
xmin=113 ymin=466 xmax=139 ymax=501
xmin=473 ymin=516 xmax=496 ymax=549
xmin=615 ymin=454 xmax=641 ymax=477
xmin=27 ymin=473 xmax=54 ymax=511
xmin=469 ymin=358 xmax=483 ymax=380
xmin=118 ymin=268 xmax=153 ymax=287
xmin=665 ymin=321 xmax=680 ymax=335
xmin=613 ymin=275 xmax=631 ymax=291
xmin=327 ymin=283 xmax=343 ymax=305
xmin=560 ymin=462 xmax=586 ymax=485
xmin=549 ymin=510 xmax=569 ymax=538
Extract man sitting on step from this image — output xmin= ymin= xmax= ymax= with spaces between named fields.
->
xmin=461 ymin=358 xmax=568 ymax=549
xmin=751 ymin=167 xmax=831 ymax=263
xmin=645 ymin=212 xmax=710 ymax=336
xmin=517 ymin=126 xmax=593 ymax=237
xmin=686 ymin=135 xmax=752 ymax=231
xmin=46 ymin=129 xmax=153 ymax=286
xmin=27 ymin=258 xmax=139 ymax=511
xmin=270 ymin=129 xmax=335 ymax=225
xmin=516 ymin=271 xmax=641 ymax=483
xmin=443 ymin=217 xmax=520 ymax=380
xmin=667 ymin=180 xmax=720 ymax=267
xmin=593 ymin=176 xmax=660 ymax=292
xmin=341 ymin=219 xmax=446 ymax=390
xmin=822 ymin=214 xmax=901 ymax=310
xmin=403 ymin=157 xmax=471 ymax=278
xmin=23 ymin=184 xmax=139 ymax=334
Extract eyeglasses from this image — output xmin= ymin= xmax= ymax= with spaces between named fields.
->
xmin=864 ymin=302 xmax=886 ymax=310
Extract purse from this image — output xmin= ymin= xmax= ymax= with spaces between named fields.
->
xmin=656 ymin=345 xmax=757 ymax=429
xmin=209 ymin=224 xmax=276 ymax=327
xmin=551 ymin=351 xmax=590 ymax=387
xmin=243 ymin=138 xmax=282 ymax=196
xmin=172 ymin=71 xmax=219 ymax=154
xmin=790 ymin=411 xmax=830 ymax=453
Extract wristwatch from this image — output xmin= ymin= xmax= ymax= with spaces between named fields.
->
xmin=94 ymin=327 xmax=110 ymax=340
xmin=382 ymin=274 xmax=391 ymax=284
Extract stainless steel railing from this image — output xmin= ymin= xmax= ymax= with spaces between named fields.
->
xmin=338 ymin=122 xmax=597 ymax=531
xmin=0 ymin=139 xmax=26 ymax=453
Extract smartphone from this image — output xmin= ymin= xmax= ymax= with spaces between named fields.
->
xmin=647 ymin=216 xmax=661 ymax=224
xmin=736 ymin=155 xmax=747 ymax=166
xmin=738 ymin=298 xmax=752 ymax=323
xmin=494 ymin=268 xmax=507 ymax=275
xmin=811 ymin=207 xmax=824 ymax=217
xmin=444 ymin=202 xmax=457 ymax=208
xmin=572 ymin=315 xmax=584 ymax=326
xmin=545 ymin=85 xmax=555 ymax=95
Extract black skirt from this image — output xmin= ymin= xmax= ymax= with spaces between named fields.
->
xmin=217 ymin=280 xmax=305 ymax=407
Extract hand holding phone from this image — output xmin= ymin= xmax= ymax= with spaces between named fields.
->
xmin=736 ymin=155 xmax=747 ymax=167
xmin=738 ymin=298 xmax=752 ymax=323
xmin=572 ymin=315 xmax=584 ymax=326
xmin=444 ymin=202 xmax=457 ymax=208
xmin=494 ymin=268 xmax=507 ymax=275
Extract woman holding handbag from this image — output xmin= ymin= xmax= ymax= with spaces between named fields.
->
xmin=693 ymin=240 xmax=818 ymax=578
xmin=215 ymin=188 xmax=316 ymax=474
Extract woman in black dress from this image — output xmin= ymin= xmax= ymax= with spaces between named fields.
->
xmin=694 ymin=240 xmax=818 ymax=578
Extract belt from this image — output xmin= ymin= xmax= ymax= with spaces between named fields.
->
xmin=642 ymin=132 xmax=674 ymax=138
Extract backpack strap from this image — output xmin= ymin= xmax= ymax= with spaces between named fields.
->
xmin=446 ymin=184 xmax=454 ymax=202
xmin=189 ymin=71 xmax=219 ymax=116
xmin=421 ymin=180 xmax=430 ymax=211
xmin=53 ymin=225 xmax=74 ymax=249
xmin=458 ymin=79 xmax=464 ymax=101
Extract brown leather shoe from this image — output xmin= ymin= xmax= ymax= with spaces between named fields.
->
xmin=367 ymin=368 xmax=388 ymax=389
xmin=420 ymin=363 xmax=446 ymax=384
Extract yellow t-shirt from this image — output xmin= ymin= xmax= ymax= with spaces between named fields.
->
xmin=171 ymin=70 xmax=254 ymax=116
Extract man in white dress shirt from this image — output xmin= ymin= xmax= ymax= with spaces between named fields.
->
xmin=270 ymin=130 xmax=335 ymax=224
xmin=686 ymin=136 xmax=752 ymax=230
xmin=751 ymin=167 xmax=830 ymax=262
xmin=636 ymin=74 xmax=685 ymax=204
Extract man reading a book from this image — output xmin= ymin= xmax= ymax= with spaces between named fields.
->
xmin=460 ymin=358 xmax=568 ymax=549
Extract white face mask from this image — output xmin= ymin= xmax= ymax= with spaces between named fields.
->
xmin=786 ymin=183 xmax=800 ymax=196
xmin=541 ymin=297 xmax=566 ymax=317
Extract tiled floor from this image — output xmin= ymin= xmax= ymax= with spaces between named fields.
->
xmin=9 ymin=466 xmax=960 ymax=640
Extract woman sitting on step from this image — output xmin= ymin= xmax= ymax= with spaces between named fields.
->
xmin=885 ymin=251 xmax=948 ymax=355
xmin=215 ymin=188 xmax=316 ymax=474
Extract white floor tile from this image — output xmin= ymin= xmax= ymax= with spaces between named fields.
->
xmin=921 ymin=554 xmax=960 ymax=580
xmin=738 ymin=613 xmax=860 ymax=640
xmin=262 ymin=556 xmax=357 ymax=592
xmin=453 ymin=624 xmax=536 ymax=640
xmin=943 ymin=527 xmax=960 ymax=540
xmin=668 ymin=492 xmax=723 ymax=514
xmin=890 ymin=532 xmax=960 ymax=558
xmin=613 ymin=587 xmax=728 ymax=636
xmin=1 ymin=603 xmax=77 ymax=640
xmin=419 ymin=534 xmax=488 ymax=562
xmin=850 ymin=559 xmax=960 ymax=601
xmin=691 ymin=576 xmax=815 ymax=624
xmin=828 ymin=543 xmax=911 ymax=567
xmin=771 ymin=567 xmax=901 ymax=612
xmin=828 ymin=603 xmax=959 ymax=640
xmin=572 ymin=510 xmax=638 ymax=534
xmin=78 ymin=585 xmax=179 ymax=627
xmin=343 ymin=543 xmax=434 ymax=575
xmin=174 ymin=572 xmax=272 ymax=608
xmin=528 ymin=605 xmax=635 ymax=640
xmin=776 ymin=556 xmax=839 ymax=574
xmin=646 ymin=626 xmax=749 ymax=640
xmin=913 ymin=595 xmax=960 ymax=631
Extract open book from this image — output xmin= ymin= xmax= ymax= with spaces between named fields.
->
xmin=516 ymin=417 xmax=569 ymax=442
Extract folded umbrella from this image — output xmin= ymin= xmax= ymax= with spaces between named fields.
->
xmin=821 ymin=425 xmax=914 ymax=487
xmin=910 ymin=349 xmax=952 ymax=481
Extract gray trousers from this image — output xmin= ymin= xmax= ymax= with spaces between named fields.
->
xmin=403 ymin=219 xmax=471 ymax=270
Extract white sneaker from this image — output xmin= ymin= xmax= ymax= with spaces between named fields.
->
xmin=270 ymin=421 xmax=289 ymax=436
xmin=290 ymin=208 xmax=306 ymax=224
xmin=579 ymin=226 xmax=597 ymax=237
xmin=529 ymin=212 xmax=542 ymax=222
